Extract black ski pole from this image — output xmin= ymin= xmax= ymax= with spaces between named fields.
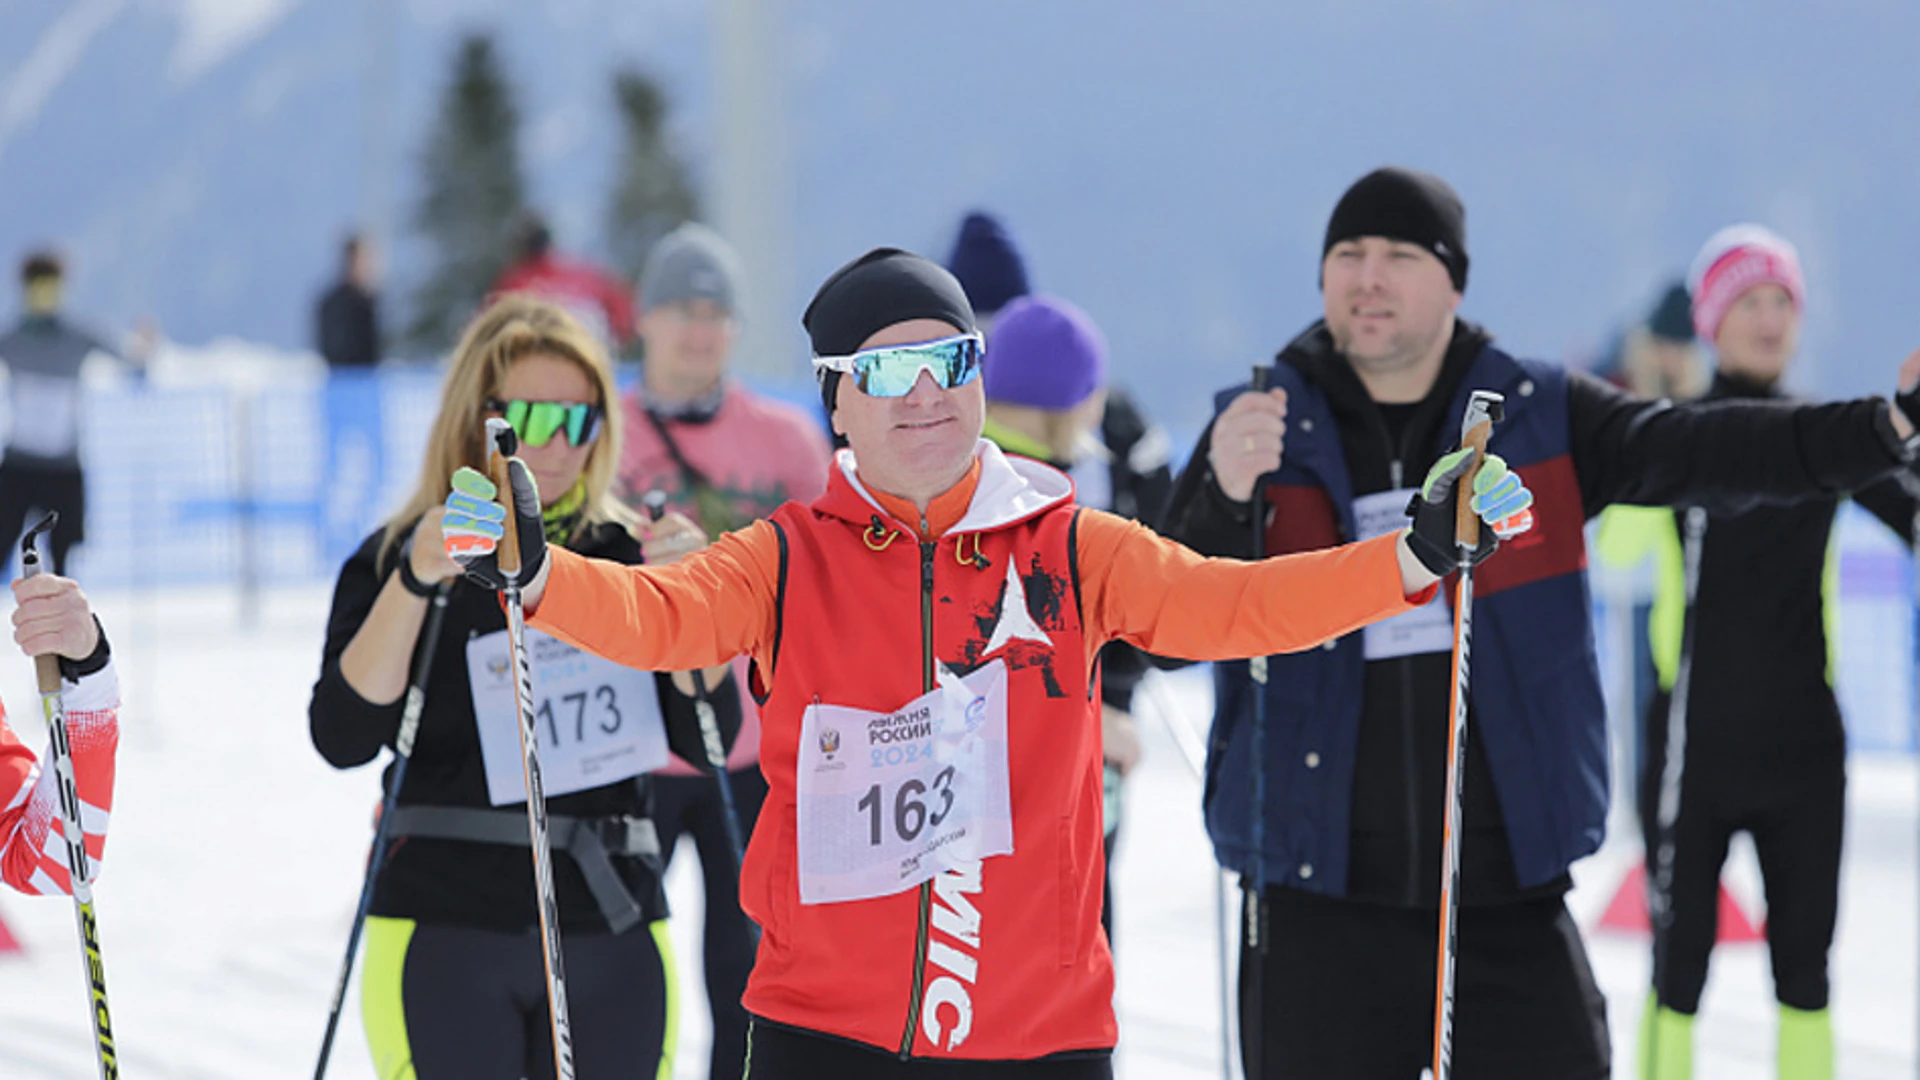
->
xmin=641 ymin=491 xmax=748 ymax=871
xmin=312 ymin=572 xmax=453 ymax=1079
xmin=22 ymin=512 xmax=121 ymax=1080
xmin=1245 ymin=365 xmax=1272 ymax=1080
xmin=1643 ymin=505 xmax=1706 ymax=1080
xmin=1428 ymin=390 xmax=1504 ymax=1080
xmin=489 ymin=419 xmax=577 ymax=1079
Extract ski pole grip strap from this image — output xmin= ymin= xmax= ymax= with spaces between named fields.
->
xmin=1454 ymin=420 xmax=1491 ymax=547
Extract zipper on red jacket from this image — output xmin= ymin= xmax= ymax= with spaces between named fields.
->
xmin=900 ymin=538 xmax=938 ymax=1058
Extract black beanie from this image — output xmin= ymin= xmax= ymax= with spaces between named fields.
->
xmin=1323 ymin=167 xmax=1469 ymax=292
xmin=803 ymin=247 xmax=977 ymax=414
xmin=1646 ymin=281 xmax=1695 ymax=343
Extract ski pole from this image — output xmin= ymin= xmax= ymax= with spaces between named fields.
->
xmin=1140 ymin=671 xmax=1208 ymax=783
xmin=488 ymin=418 xmax=576 ymax=1080
xmin=1892 ymin=471 xmax=1920 ymax=1080
xmin=1139 ymin=670 xmax=1231 ymax=1080
xmin=312 ymin=573 xmax=453 ymax=1079
xmin=1245 ymin=365 xmax=1273 ymax=1080
xmin=21 ymin=512 xmax=121 ymax=1080
xmin=1428 ymin=390 xmax=1503 ymax=1080
xmin=1644 ymin=505 xmax=1706 ymax=1079
xmin=640 ymin=491 xmax=748 ymax=871
xmin=690 ymin=670 xmax=748 ymax=871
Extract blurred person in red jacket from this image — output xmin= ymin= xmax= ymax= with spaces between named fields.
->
xmin=493 ymin=214 xmax=637 ymax=353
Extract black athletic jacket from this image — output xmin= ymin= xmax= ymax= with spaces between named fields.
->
xmin=1647 ymin=371 xmax=1916 ymax=787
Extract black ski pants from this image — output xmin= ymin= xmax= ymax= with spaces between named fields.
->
xmin=1239 ymin=887 xmax=1610 ymax=1079
xmin=1640 ymin=697 xmax=1846 ymax=1015
xmin=742 ymin=1018 xmax=1113 ymax=1079
xmin=360 ymin=917 xmax=671 ymax=1079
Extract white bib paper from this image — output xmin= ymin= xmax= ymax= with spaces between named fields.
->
xmin=466 ymin=628 xmax=670 ymax=806
xmin=1354 ymin=488 xmax=1454 ymax=660
xmin=795 ymin=660 xmax=1015 ymax=905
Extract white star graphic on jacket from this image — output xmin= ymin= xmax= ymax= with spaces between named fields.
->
xmin=984 ymin=558 xmax=1053 ymax=656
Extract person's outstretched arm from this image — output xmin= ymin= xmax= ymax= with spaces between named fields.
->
xmin=524 ymin=524 xmax=780 ymax=673
xmin=1083 ymin=448 xmax=1533 ymax=662
xmin=1078 ymin=514 xmax=1425 ymax=665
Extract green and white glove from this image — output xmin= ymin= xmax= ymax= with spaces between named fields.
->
xmin=441 ymin=461 xmax=546 ymax=590
xmin=1404 ymin=449 xmax=1536 ymax=577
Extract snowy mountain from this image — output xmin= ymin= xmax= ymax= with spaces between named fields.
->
xmin=3 ymin=0 xmax=1918 ymax=431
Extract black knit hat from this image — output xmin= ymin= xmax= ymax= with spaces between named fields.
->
xmin=1646 ymin=281 xmax=1695 ymax=343
xmin=803 ymin=247 xmax=977 ymax=414
xmin=1323 ymin=167 xmax=1469 ymax=292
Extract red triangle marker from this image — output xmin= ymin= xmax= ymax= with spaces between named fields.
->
xmin=0 ymin=907 xmax=23 ymax=956
xmin=1594 ymin=862 xmax=1766 ymax=943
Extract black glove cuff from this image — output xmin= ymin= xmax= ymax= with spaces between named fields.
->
xmin=1203 ymin=468 xmax=1255 ymax=524
xmin=1406 ymin=491 xmax=1501 ymax=579
xmin=59 ymin=616 xmax=111 ymax=682
xmin=1404 ymin=525 xmax=1456 ymax=578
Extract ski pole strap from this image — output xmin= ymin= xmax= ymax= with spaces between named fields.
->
xmin=385 ymin=805 xmax=661 ymax=934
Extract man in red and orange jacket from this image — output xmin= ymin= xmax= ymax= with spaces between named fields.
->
xmin=423 ymin=248 xmax=1533 ymax=1079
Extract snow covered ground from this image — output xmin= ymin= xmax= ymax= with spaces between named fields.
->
xmin=0 ymin=583 xmax=1913 ymax=1078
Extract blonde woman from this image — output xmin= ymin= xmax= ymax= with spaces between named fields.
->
xmin=309 ymin=296 xmax=721 ymax=1079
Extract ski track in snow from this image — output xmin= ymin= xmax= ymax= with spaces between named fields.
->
xmin=0 ymin=584 xmax=1912 ymax=1078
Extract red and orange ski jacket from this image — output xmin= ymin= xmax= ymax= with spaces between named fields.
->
xmin=531 ymin=441 xmax=1429 ymax=1060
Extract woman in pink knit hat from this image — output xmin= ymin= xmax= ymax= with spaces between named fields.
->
xmin=1635 ymin=224 xmax=1920 ymax=1080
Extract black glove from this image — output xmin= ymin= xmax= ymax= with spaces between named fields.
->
xmin=441 ymin=454 xmax=547 ymax=591
xmin=661 ymin=669 xmax=743 ymax=773
xmin=1890 ymin=385 xmax=1920 ymax=463
xmin=1404 ymin=448 xmax=1534 ymax=577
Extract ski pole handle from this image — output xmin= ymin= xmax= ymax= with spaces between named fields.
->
xmin=1453 ymin=391 xmax=1505 ymax=549
xmin=19 ymin=514 xmax=63 ymax=694
xmin=1249 ymin=363 xmax=1271 ymax=559
xmin=485 ymin=417 xmax=522 ymax=578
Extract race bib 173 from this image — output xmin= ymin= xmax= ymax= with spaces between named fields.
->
xmin=466 ymin=628 xmax=671 ymax=805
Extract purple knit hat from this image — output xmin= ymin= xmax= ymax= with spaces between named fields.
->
xmin=982 ymin=295 xmax=1108 ymax=410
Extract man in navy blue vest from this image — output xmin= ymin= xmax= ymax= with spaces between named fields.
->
xmin=1160 ymin=167 xmax=1920 ymax=1080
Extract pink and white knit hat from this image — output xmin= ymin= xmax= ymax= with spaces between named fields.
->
xmin=1688 ymin=224 xmax=1805 ymax=344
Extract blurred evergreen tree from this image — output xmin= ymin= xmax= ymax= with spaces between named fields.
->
xmin=605 ymin=69 xmax=701 ymax=288
xmin=406 ymin=33 xmax=526 ymax=352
